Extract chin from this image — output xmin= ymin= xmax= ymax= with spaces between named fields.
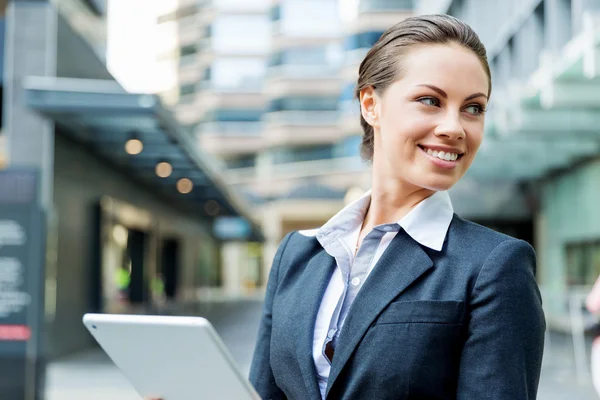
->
xmin=419 ymin=176 xmax=459 ymax=192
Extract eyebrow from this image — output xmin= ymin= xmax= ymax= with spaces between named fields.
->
xmin=417 ymin=84 xmax=488 ymax=101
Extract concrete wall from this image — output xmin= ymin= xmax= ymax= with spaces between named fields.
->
xmin=49 ymin=133 xmax=216 ymax=358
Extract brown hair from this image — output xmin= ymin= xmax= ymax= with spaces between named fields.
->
xmin=356 ymin=14 xmax=492 ymax=161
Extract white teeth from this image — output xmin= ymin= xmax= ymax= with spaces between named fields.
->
xmin=422 ymin=146 xmax=459 ymax=161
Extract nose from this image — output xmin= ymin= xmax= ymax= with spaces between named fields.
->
xmin=434 ymin=112 xmax=465 ymax=140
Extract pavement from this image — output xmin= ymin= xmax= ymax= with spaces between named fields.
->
xmin=45 ymin=301 xmax=600 ymax=400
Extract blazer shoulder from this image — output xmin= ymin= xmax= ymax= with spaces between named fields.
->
xmin=450 ymin=214 xmax=525 ymax=244
xmin=277 ymin=230 xmax=323 ymax=267
xmin=448 ymin=214 xmax=535 ymax=262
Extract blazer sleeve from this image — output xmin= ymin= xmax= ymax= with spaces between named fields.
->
xmin=456 ymin=239 xmax=546 ymax=399
xmin=249 ymin=232 xmax=293 ymax=400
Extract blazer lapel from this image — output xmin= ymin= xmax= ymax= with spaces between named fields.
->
xmin=293 ymin=247 xmax=337 ymax=400
xmin=325 ymin=230 xmax=434 ymax=397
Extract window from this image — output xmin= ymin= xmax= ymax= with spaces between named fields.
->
xmin=334 ymin=135 xmax=361 ymax=158
xmin=206 ymin=109 xmax=263 ymax=122
xmin=179 ymin=83 xmax=196 ymax=100
xmin=211 ymin=15 xmax=270 ymax=53
xmin=566 ymin=241 xmax=600 ymax=286
xmin=268 ymin=96 xmax=339 ymax=112
xmin=359 ymin=0 xmax=412 ymax=12
xmin=225 ymin=155 xmax=257 ymax=170
xmin=279 ymin=0 xmax=340 ymax=37
xmin=344 ymin=31 xmax=384 ymax=51
xmin=209 ymin=58 xmax=266 ymax=90
xmin=180 ymin=44 xmax=197 ymax=58
xmin=271 ymin=145 xmax=335 ymax=164
xmin=269 ymin=45 xmax=343 ymax=67
xmin=270 ymin=4 xmax=281 ymax=21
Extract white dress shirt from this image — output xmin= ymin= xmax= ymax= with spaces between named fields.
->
xmin=299 ymin=190 xmax=454 ymax=399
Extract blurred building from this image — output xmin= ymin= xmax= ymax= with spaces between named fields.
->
xmin=164 ymin=0 xmax=415 ymax=284
xmin=418 ymin=0 xmax=600 ymax=328
xmin=1 ymin=0 xmax=261 ymax=359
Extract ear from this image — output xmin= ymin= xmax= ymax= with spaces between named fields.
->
xmin=359 ymin=87 xmax=380 ymax=128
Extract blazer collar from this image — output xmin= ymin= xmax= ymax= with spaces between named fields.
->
xmin=292 ymin=248 xmax=337 ymax=400
xmin=309 ymin=190 xmax=453 ymax=252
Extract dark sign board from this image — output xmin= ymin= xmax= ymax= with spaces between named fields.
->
xmin=0 ymin=169 xmax=46 ymax=399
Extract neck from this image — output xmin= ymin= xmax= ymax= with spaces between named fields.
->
xmin=363 ymin=171 xmax=435 ymax=231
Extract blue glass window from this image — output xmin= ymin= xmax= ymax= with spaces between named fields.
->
xmin=271 ymin=145 xmax=335 ymax=164
xmin=207 ymin=109 xmax=263 ymax=122
xmin=344 ymin=31 xmax=385 ymax=51
xmin=334 ymin=135 xmax=362 ymax=158
xmin=270 ymin=4 xmax=281 ymax=21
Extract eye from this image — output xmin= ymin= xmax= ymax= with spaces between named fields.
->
xmin=417 ymin=97 xmax=440 ymax=107
xmin=464 ymin=104 xmax=486 ymax=116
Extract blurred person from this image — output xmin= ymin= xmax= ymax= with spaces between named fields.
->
xmin=248 ymin=14 xmax=545 ymax=400
xmin=146 ymin=14 xmax=545 ymax=400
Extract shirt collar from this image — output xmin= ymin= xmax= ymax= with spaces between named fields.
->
xmin=316 ymin=190 xmax=454 ymax=251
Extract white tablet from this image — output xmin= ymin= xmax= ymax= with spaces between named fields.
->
xmin=82 ymin=313 xmax=260 ymax=400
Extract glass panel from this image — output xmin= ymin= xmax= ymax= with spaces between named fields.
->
xmin=280 ymin=0 xmax=340 ymax=37
xmin=207 ymin=109 xmax=263 ymax=122
xmin=268 ymin=96 xmax=339 ymax=112
xmin=209 ymin=58 xmax=266 ymax=90
xmin=566 ymin=241 xmax=600 ymax=286
xmin=344 ymin=31 xmax=384 ymax=50
xmin=271 ymin=145 xmax=335 ymax=164
xmin=211 ymin=15 xmax=270 ymax=53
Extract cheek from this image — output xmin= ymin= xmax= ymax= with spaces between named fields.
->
xmin=466 ymin=125 xmax=485 ymax=151
xmin=380 ymin=110 xmax=429 ymax=146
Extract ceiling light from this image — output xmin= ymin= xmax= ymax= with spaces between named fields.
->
xmin=124 ymin=131 xmax=143 ymax=155
xmin=155 ymin=161 xmax=173 ymax=178
xmin=176 ymin=178 xmax=193 ymax=194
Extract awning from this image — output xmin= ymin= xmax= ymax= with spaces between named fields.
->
xmin=476 ymin=11 xmax=600 ymax=181
xmin=23 ymin=76 xmax=263 ymax=242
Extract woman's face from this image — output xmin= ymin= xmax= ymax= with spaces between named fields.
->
xmin=361 ymin=43 xmax=489 ymax=192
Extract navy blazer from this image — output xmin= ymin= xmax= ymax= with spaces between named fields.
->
xmin=249 ymin=214 xmax=545 ymax=400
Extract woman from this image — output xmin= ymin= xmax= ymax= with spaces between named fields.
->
xmin=248 ymin=14 xmax=545 ymax=400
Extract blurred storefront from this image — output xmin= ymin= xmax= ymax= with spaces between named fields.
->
xmin=1 ymin=0 xmax=261 ymax=359
xmin=419 ymin=0 xmax=600 ymax=330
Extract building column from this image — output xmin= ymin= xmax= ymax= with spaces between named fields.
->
xmin=1 ymin=2 xmax=57 ymax=399
xmin=544 ymin=0 xmax=573 ymax=54
xmin=261 ymin=205 xmax=282 ymax=291
xmin=3 ymin=0 xmax=57 ymax=211
xmin=221 ymin=242 xmax=246 ymax=298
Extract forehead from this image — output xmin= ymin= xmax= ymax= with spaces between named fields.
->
xmin=394 ymin=43 xmax=489 ymax=95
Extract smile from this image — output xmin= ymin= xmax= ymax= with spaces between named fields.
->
xmin=418 ymin=145 xmax=464 ymax=168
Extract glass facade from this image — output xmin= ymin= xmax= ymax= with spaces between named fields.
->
xmin=268 ymin=96 xmax=339 ymax=112
xmin=271 ymin=144 xmax=335 ymax=164
xmin=205 ymin=109 xmax=263 ymax=122
xmin=211 ymin=14 xmax=270 ymax=54
xmin=344 ymin=31 xmax=384 ymax=51
xmin=277 ymin=0 xmax=341 ymax=37
xmin=269 ymin=45 xmax=343 ymax=67
xmin=208 ymin=58 xmax=266 ymax=90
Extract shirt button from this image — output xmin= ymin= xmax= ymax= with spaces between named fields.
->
xmin=351 ymin=277 xmax=361 ymax=286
